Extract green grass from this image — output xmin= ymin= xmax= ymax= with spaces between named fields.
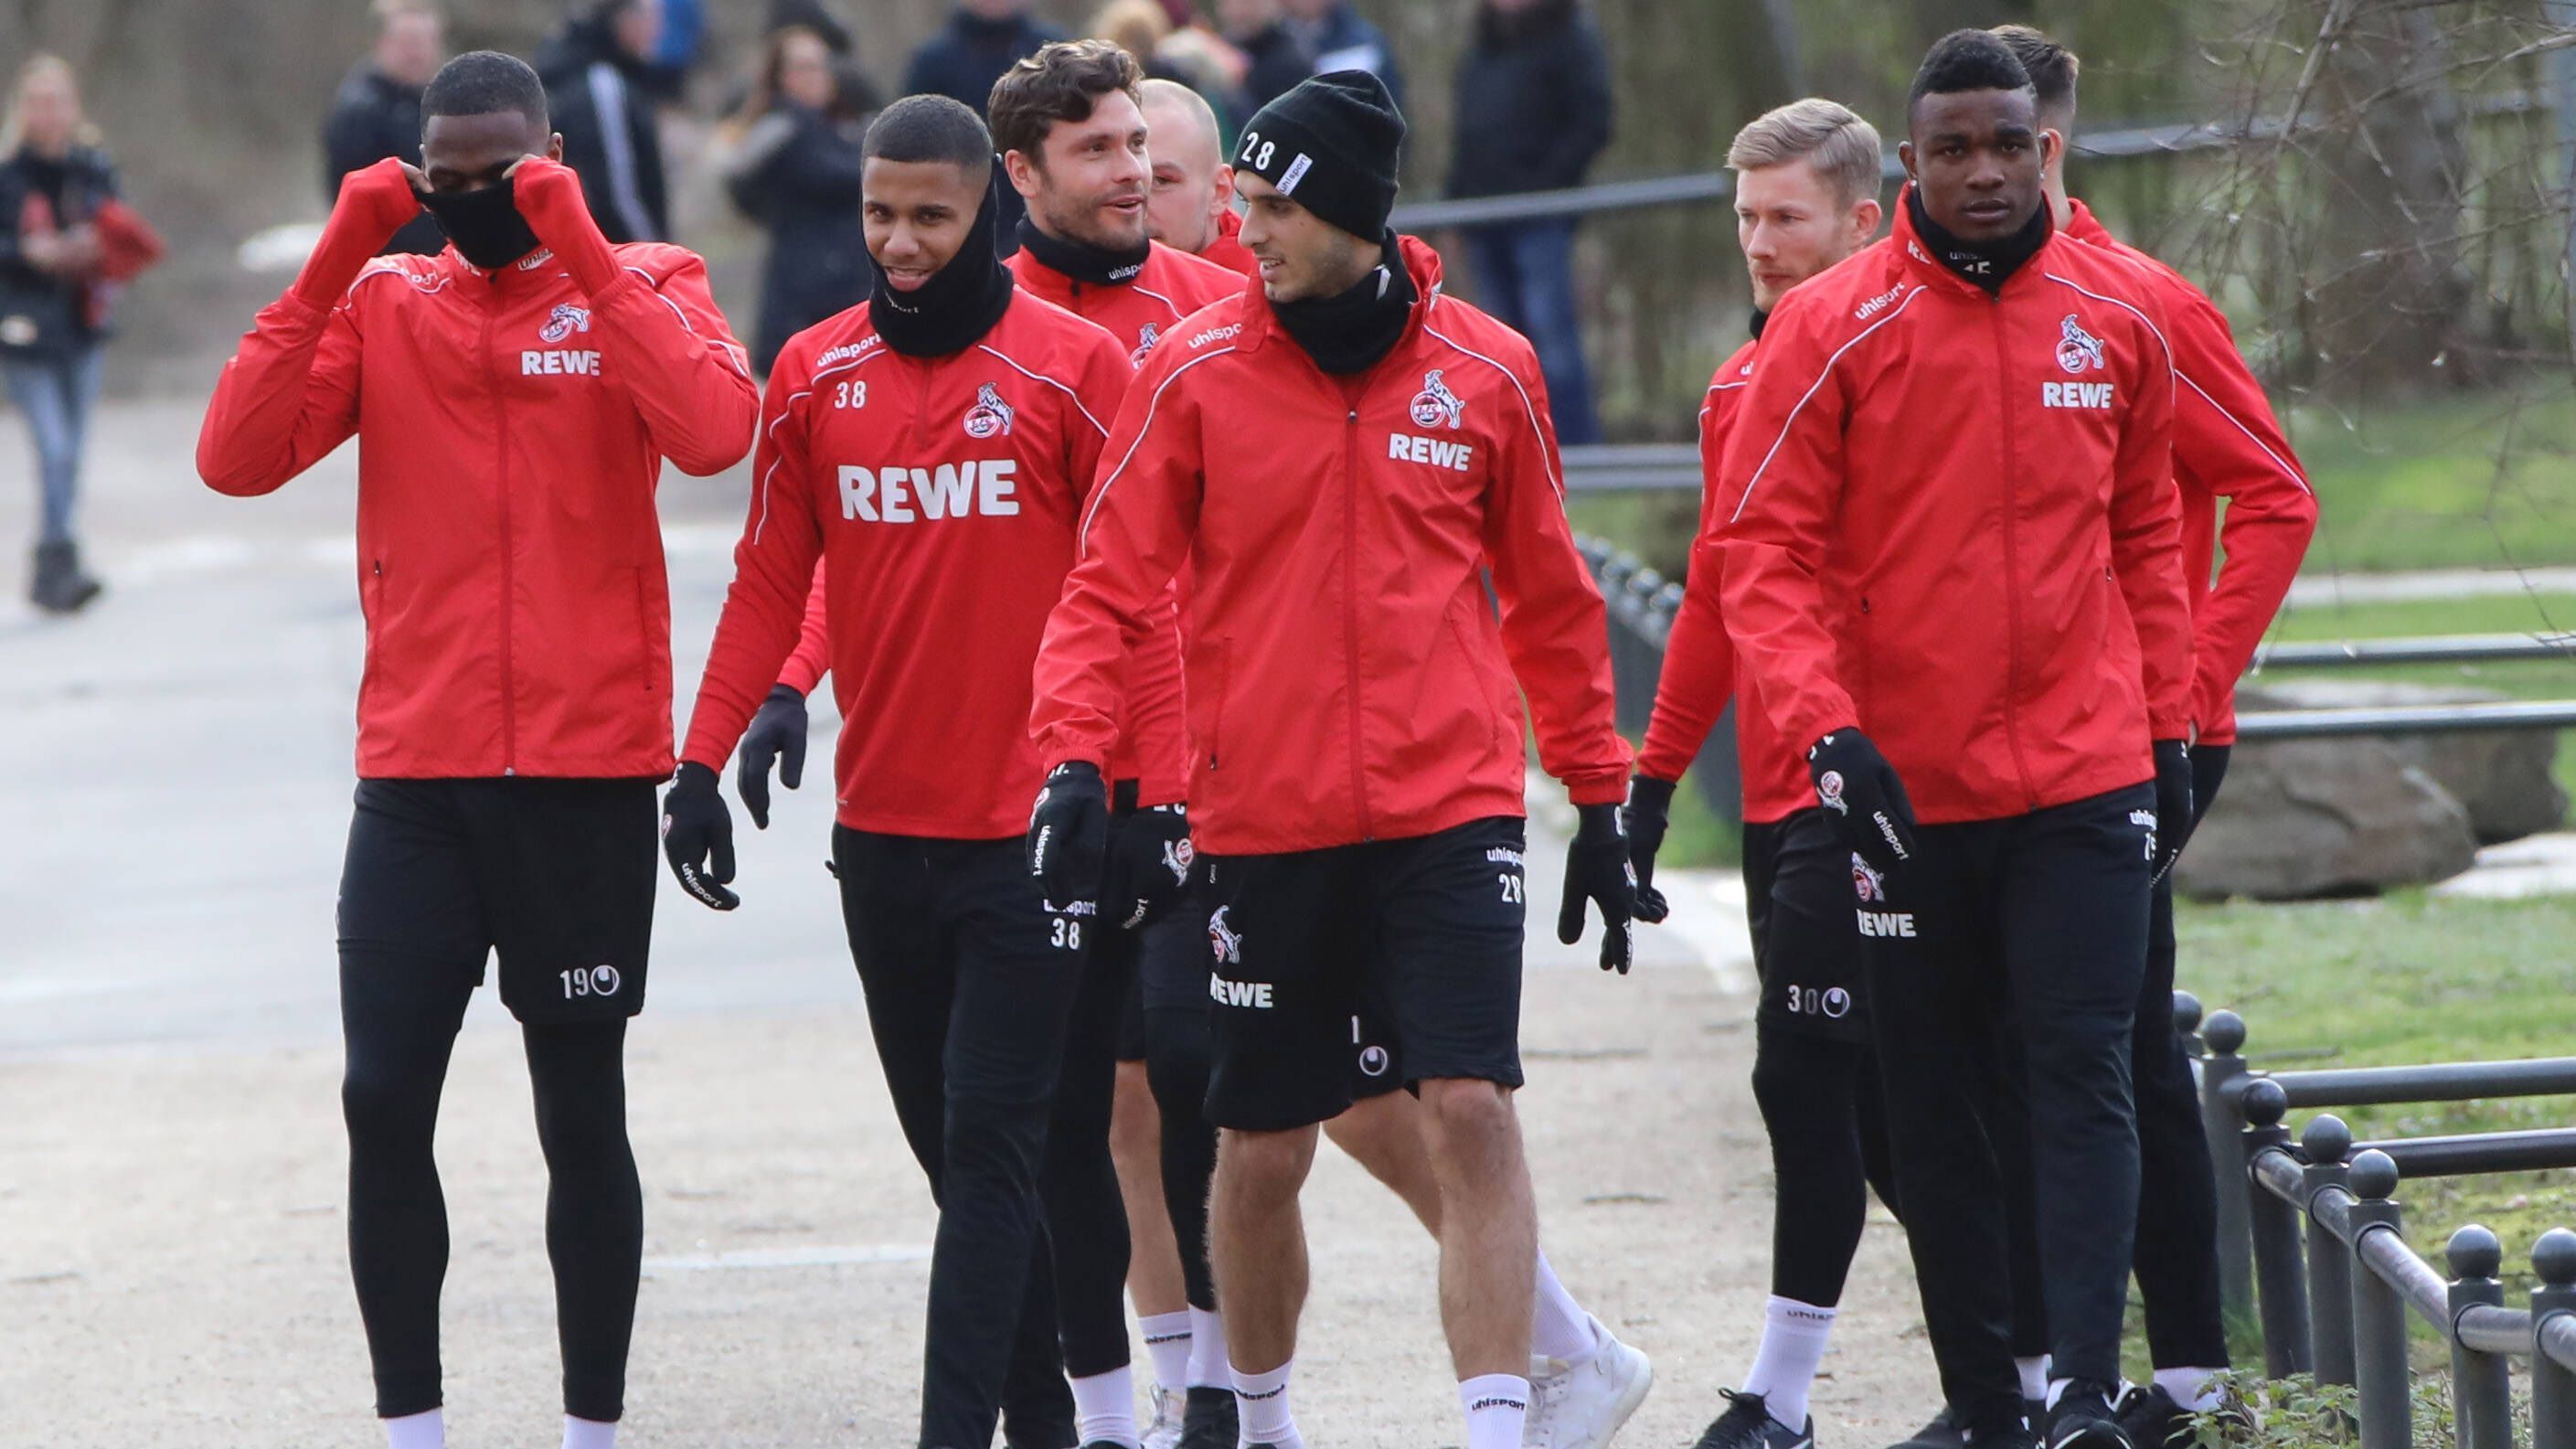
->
xmin=2288 ymin=387 xmax=2576 ymax=575
xmin=2178 ymin=891 xmax=2576 ymax=1288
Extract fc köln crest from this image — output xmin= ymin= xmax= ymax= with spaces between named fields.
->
xmin=1410 ymin=368 xmax=1465 ymax=429
xmin=2055 ymin=314 xmax=2107 ymax=375
xmin=539 ymin=303 xmax=591 ymax=344
xmin=963 ymin=382 xmax=1016 ymax=439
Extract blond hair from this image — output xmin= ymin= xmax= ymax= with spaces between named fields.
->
xmin=1089 ymin=0 xmax=1173 ymax=67
xmin=1 ymin=56 xmax=101 ymax=157
xmin=1726 ymin=98 xmax=1881 ymax=210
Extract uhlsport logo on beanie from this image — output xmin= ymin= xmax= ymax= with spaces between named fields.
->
xmin=1233 ymin=69 xmax=1407 ymax=241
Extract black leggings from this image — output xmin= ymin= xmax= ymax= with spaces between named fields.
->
xmin=341 ymin=980 xmax=641 ymax=1422
xmin=1751 ymin=1026 xmax=1897 ymax=1307
xmin=1047 ymin=928 xmax=1135 ymax=1379
xmin=1143 ymin=1002 xmax=1220 ymax=1310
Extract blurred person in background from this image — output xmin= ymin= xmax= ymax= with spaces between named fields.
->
xmin=1276 ymin=0 xmax=1404 ymax=111
xmin=1448 ymin=0 xmax=1610 ymax=444
xmin=904 ymin=0 xmax=1067 ymax=113
xmin=325 ymin=0 xmax=449 ymax=258
xmin=640 ymin=0 xmax=704 ymax=102
xmin=1092 ymin=0 xmax=1175 ymax=71
xmin=1 ymin=56 xmax=159 ymax=614
xmin=1139 ymin=78 xmax=1250 ymax=272
xmin=720 ymin=25 xmax=878 ymax=375
xmin=1218 ymin=0 xmax=1313 ymax=112
xmin=538 ymin=0 xmax=670 ymax=242
xmin=1094 ymin=0 xmax=1251 ymax=123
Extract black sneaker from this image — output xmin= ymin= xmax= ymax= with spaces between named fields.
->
xmin=1888 ymin=1406 xmax=1964 ymax=1449
xmin=1178 ymin=1385 xmax=1239 ymax=1449
xmin=1693 ymin=1389 xmax=1815 ymax=1449
xmin=2043 ymin=1381 xmax=2134 ymax=1449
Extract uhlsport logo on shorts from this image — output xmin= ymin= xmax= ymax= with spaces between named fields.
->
xmin=1358 ymin=1044 xmax=1391 ymax=1077
xmin=1410 ymin=369 xmax=1465 ymax=429
xmin=2056 ymin=314 xmax=2107 ymax=374
xmin=963 ymin=382 xmax=1015 ymax=439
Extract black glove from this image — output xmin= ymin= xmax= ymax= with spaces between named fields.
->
xmin=1102 ymin=802 xmax=1193 ymax=930
xmin=1559 ymin=803 xmax=1640 ymax=974
xmin=1623 ymin=776 xmax=1677 ymax=924
xmin=661 ymin=762 xmax=740 ymax=911
xmin=736 ymin=684 xmax=808 ymax=831
xmin=1808 ymin=730 xmax=1918 ymax=873
xmin=2151 ymin=738 xmax=2194 ymax=884
xmin=1027 ymin=761 xmax=1110 ymax=906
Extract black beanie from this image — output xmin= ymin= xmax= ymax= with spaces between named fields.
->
xmin=1233 ymin=70 xmax=1405 ymax=241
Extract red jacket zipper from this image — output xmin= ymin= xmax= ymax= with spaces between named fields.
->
xmin=487 ymin=285 xmax=519 ymax=775
xmin=1988 ymin=292 xmax=2038 ymax=810
xmin=1341 ymin=400 xmax=1374 ymax=842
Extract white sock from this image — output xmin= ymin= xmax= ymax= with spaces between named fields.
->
xmin=1187 ymin=1305 xmax=1229 ymax=1390
xmin=2022 ymin=1357 xmax=2054 ymax=1404
xmin=2154 ymin=1368 xmax=2225 ymax=1412
xmin=1461 ymin=1373 xmax=1532 ymax=1449
xmin=561 ymin=1415 xmax=616 ymax=1449
xmin=1740 ymin=1295 xmax=1835 ymax=1429
xmin=1141 ymin=1310 xmax=1195 ymax=1390
xmin=1530 ymin=1249 xmax=1601 ymax=1366
xmin=1073 ymin=1365 xmax=1140 ymax=1448
xmin=384 ymin=1409 xmax=442 ymax=1449
xmin=1231 ymin=1358 xmax=1302 ymax=1449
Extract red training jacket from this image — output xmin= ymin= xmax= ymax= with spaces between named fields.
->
xmin=1199 ymin=208 xmax=1258 ymax=278
xmin=1718 ymin=193 xmax=2192 ymax=826
xmin=1635 ymin=336 xmax=1815 ymax=824
xmin=2066 ymin=200 xmax=2314 ymax=745
xmin=1031 ymin=237 xmax=1632 ymax=856
xmin=679 ymin=290 xmax=1145 ymax=838
xmin=197 ymin=243 xmax=758 ymax=779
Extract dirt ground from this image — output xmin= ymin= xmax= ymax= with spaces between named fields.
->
xmin=0 ymin=396 xmax=1942 ymax=1446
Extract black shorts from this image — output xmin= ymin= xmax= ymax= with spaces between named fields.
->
xmin=337 ymin=777 xmax=657 ymax=1024
xmin=1200 ymin=815 xmax=1527 ymax=1131
xmin=1135 ymin=883 xmax=1404 ymax=1103
xmin=1740 ymin=808 xmax=1868 ymax=1043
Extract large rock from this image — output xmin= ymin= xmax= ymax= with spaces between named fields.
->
xmin=2178 ymin=735 xmax=2479 ymax=900
xmin=2241 ymin=680 xmax=2568 ymax=844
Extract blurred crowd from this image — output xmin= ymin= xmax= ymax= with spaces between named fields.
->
xmin=3 ymin=0 xmax=1614 ymax=612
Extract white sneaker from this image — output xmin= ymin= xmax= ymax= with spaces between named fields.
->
xmin=1143 ymin=1381 xmax=1186 ymax=1449
xmin=1525 ymin=1319 xmax=1653 ymax=1449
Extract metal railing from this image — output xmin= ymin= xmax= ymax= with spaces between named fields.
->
xmin=2189 ymin=1000 xmax=2576 ymax=1449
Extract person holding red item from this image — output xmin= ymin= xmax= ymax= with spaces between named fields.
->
xmin=1025 ymin=70 xmax=1637 ymax=1449
xmin=1986 ymin=27 xmax=2313 ymax=1447
xmin=1716 ymin=31 xmax=2192 ymax=1449
xmin=196 ymin=49 xmax=756 ymax=1449
xmin=657 ymin=93 xmax=1166 ymax=1449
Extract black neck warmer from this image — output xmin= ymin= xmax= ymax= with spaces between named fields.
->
xmin=1015 ymin=215 xmax=1149 ymax=288
xmin=1749 ymin=308 xmax=1769 ymax=341
xmin=872 ymin=173 xmax=1016 ymax=357
xmin=1273 ymin=233 xmax=1417 ymax=376
xmin=420 ymin=176 xmax=544 ymax=272
xmin=1907 ymin=186 xmax=2049 ymax=296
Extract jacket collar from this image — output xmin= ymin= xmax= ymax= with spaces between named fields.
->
xmin=1238 ymin=232 xmax=1444 ymax=361
xmin=1889 ymin=181 xmax=2060 ymax=300
xmin=2064 ymin=196 xmax=2112 ymax=247
xmin=449 ymin=245 xmax=573 ymax=293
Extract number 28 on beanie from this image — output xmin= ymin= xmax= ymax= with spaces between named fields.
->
xmin=1234 ymin=69 xmax=1407 ymax=242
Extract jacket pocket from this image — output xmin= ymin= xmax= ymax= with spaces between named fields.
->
xmin=1444 ymin=606 xmax=1509 ymax=761
xmin=357 ymin=558 xmax=387 ymax=710
xmin=631 ymin=565 xmax=665 ymax=697
xmin=1197 ymin=639 xmax=1232 ymax=772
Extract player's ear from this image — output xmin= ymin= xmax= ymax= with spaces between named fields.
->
xmin=1003 ymin=148 xmax=1043 ymax=202
xmin=1212 ymin=165 xmax=1235 ymax=206
xmin=1897 ymin=140 xmax=1917 ymax=183
xmin=546 ymin=132 xmax=566 ymax=164
xmin=2039 ymin=128 xmax=2062 ymax=168
xmin=1852 ymin=197 xmax=1884 ymax=242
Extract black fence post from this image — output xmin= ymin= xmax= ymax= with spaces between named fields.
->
xmin=2304 ymin=1114 xmax=2358 ymax=1390
xmin=2536 ymin=1229 xmax=2576 ymax=1449
xmin=2200 ymin=1008 xmax=2257 ymax=1326
xmin=2239 ymin=1078 xmax=2311 ymax=1375
xmin=2345 ymin=1151 xmax=2411 ymax=1449
xmin=2446 ymin=1225 xmax=2510 ymax=1449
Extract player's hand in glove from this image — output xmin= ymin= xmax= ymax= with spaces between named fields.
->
xmin=2151 ymin=738 xmax=2194 ymax=884
xmin=1623 ymin=776 xmax=1677 ymax=924
xmin=1027 ymin=761 xmax=1110 ymax=907
xmin=293 ymin=157 xmax=426 ymax=308
xmin=1809 ymin=730 xmax=1917 ymax=873
xmin=1102 ymin=803 xmax=1192 ymax=930
xmin=736 ymin=684 xmax=807 ymax=831
xmin=1559 ymin=803 xmax=1640 ymax=974
xmin=505 ymin=154 xmax=621 ymax=294
xmin=661 ymin=762 xmax=740 ymax=911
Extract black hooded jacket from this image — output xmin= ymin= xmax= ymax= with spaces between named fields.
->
xmin=322 ymin=65 xmax=446 ymax=256
xmin=536 ymin=11 xmax=671 ymax=243
xmin=1445 ymin=0 xmax=1613 ymax=200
